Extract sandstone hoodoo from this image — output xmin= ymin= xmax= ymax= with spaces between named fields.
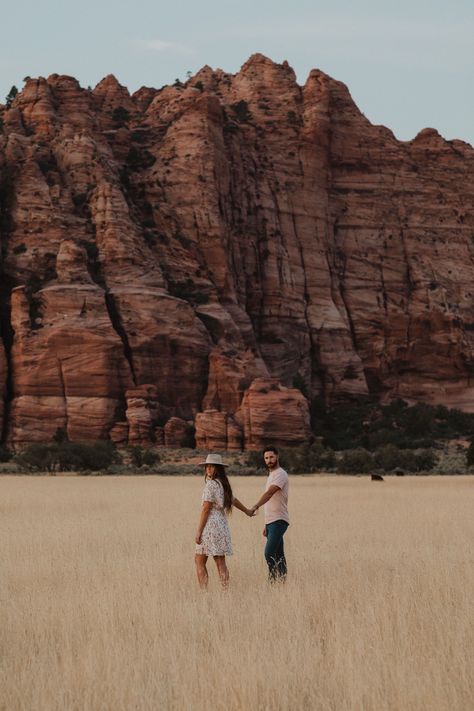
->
xmin=0 ymin=55 xmax=473 ymax=449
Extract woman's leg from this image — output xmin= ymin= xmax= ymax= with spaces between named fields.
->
xmin=195 ymin=554 xmax=209 ymax=589
xmin=213 ymin=555 xmax=230 ymax=588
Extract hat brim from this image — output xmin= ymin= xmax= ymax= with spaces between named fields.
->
xmin=198 ymin=461 xmax=229 ymax=466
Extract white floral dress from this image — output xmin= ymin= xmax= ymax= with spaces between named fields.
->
xmin=195 ymin=479 xmax=233 ymax=556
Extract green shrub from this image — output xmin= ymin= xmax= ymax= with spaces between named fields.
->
xmin=142 ymin=450 xmax=159 ymax=466
xmin=306 ymin=442 xmax=336 ymax=471
xmin=246 ymin=450 xmax=265 ymax=471
xmin=337 ymin=448 xmax=374 ymax=474
xmin=280 ymin=443 xmax=335 ymax=473
xmin=374 ymin=445 xmax=415 ymax=472
xmin=442 ymin=408 xmax=474 ymax=436
xmin=231 ymin=100 xmax=252 ymax=123
xmin=311 ymin=397 xmax=474 ymax=451
xmin=128 ymin=446 xmax=160 ymax=468
xmin=432 ymin=453 xmax=466 ymax=475
xmin=466 ymin=438 xmax=474 ymax=467
xmin=315 ymin=400 xmax=372 ymax=451
xmin=0 ymin=445 xmax=13 ymax=462
xmin=111 ymin=106 xmax=130 ymax=125
xmin=278 ymin=447 xmax=304 ymax=474
xmin=400 ymin=403 xmax=435 ymax=437
xmin=14 ymin=444 xmax=59 ymax=473
xmin=14 ymin=440 xmax=120 ymax=473
xmin=5 ymin=85 xmax=18 ymax=108
xmin=373 ymin=445 xmax=437 ymax=473
xmin=58 ymin=441 xmax=120 ymax=471
xmin=413 ymin=448 xmax=437 ymax=472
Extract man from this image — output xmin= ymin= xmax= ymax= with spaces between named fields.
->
xmin=251 ymin=446 xmax=289 ymax=581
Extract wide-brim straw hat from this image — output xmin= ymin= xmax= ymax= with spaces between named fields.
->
xmin=199 ymin=453 xmax=229 ymax=467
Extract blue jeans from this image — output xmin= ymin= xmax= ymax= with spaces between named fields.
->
xmin=265 ymin=520 xmax=289 ymax=581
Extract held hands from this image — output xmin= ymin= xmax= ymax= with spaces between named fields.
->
xmin=233 ymin=497 xmax=258 ymax=518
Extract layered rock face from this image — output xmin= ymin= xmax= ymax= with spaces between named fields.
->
xmin=0 ymin=56 xmax=473 ymax=449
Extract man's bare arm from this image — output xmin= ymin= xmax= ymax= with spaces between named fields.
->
xmin=252 ymin=484 xmax=281 ymax=512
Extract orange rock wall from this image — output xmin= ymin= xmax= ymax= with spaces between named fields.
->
xmin=0 ymin=55 xmax=473 ymax=449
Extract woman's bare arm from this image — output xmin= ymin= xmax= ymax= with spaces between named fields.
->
xmin=232 ymin=496 xmax=255 ymax=517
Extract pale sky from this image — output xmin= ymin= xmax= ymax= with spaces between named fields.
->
xmin=1 ymin=0 xmax=473 ymax=144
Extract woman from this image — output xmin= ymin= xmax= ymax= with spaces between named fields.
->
xmin=195 ymin=453 xmax=254 ymax=588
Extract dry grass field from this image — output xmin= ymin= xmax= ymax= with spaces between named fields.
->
xmin=1 ymin=474 xmax=473 ymax=711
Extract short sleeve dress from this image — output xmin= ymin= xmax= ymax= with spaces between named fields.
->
xmin=195 ymin=478 xmax=233 ymax=557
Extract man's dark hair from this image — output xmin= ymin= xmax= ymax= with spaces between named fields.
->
xmin=263 ymin=446 xmax=279 ymax=456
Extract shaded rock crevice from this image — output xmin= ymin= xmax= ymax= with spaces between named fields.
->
xmin=0 ymin=279 xmax=15 ymax=443
xmin=104 ymin=291 xmax=137 ymax=386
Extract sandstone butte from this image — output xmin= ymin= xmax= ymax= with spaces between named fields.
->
xmin=0 ymin=54 xmax=473 ymax=451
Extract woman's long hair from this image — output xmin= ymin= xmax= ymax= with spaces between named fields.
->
xmin=205 ymin=464 xmax=233 ymax=513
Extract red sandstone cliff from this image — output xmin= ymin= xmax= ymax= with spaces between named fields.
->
xmin=0 ymin=55 xmax=473 ymax=449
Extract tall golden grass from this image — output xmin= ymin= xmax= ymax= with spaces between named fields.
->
xmin=1 ymin=474 xmax=473 ymax=710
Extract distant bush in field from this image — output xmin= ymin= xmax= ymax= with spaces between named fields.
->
xmin=14 ymin=444 xmax=59 ymax=473
xmin=466 ymin=437 xmax=474 ymax=467
xmin=311 ymin=397 xmax=474 ymax=451
xmin=280 ymin=443 xmax=336 ymax=474
xmin=0 ymin=445 xmax=12 ymax=462
xmin=14 ymin=441 xmax=120 ymax=473
xmin=127 ymin=446 xmax=160 ymax=468
xmin=245 ymin=451 xmax=266 ymax=471
xmin=373 ymin=445 xmax=437 ymax=473
xmin=373 ymin=444 xmax=423 ymax=472
xmin=59 ymin=442 xmax=120 ymax=471
xmin=337 ymin=448 xmax=374 ymax=474
xmin=432 ymin=453 xmax=467 ymax=475
xmin=413 ymin=449 xmax=437 ymax=472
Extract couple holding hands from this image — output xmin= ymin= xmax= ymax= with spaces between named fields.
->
xmin=194 ymin=446 xmax=289 ymax=588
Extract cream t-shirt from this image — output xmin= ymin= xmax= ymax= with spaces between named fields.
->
xmin=264 ymin=466 xmax=289 ymax=525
